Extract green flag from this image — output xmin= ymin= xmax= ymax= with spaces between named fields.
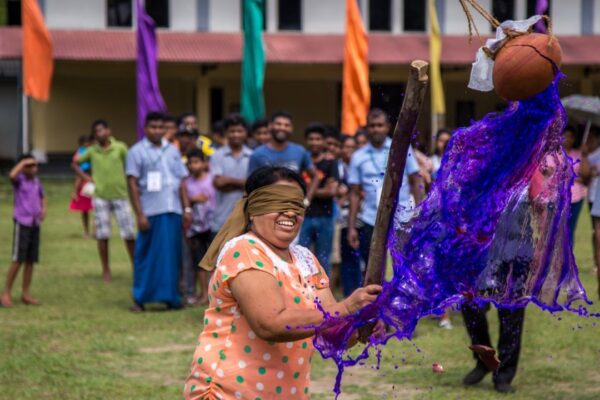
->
xmin=241 ymin=0 xmax=266 ymax=123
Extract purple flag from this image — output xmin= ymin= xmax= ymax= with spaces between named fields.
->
xmin=534 ymin=0 xmax=548 ymax=33
xmin=136 ymin=0 xmax=166 ymax=139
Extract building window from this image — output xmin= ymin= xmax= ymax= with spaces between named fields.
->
xmin=527 ymin=0 xmax=551 ymax=17
xmin=146 ymin=0 xmax=169 ymax=28
xmin=492 ymin=0 xmax=514 ymax=27
xmin=0 ymin=0 xmax=21 ymax=26
xmin=369 ymin=0 xmax=391 ymax=31
xmin=403 ymin=0 xmax=426 ymax=32
xmin=278 ymin=0 xmax=301 ymax=31
xmin=107 ymin=0 xmax=132 ymax=27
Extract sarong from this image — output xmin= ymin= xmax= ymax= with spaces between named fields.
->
xmin=133 ymin=212 xmax=182 ymax=307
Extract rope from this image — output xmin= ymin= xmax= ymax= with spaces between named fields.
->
xmin=458 ymin=0 xmax=555 ymax=58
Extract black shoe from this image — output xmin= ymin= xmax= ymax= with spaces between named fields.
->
xmin=463 ymin=366 xmax=489 ymax=385
xmin=494 ymin=382 xmax=515 ymax=393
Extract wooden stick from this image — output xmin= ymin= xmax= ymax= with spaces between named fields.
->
xmin=363 ymin=60 xmax=429 ymax=286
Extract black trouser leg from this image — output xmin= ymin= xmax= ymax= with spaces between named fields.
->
xmin=494 ymin=307 xmax=525 ymax=384
xmin=461 ymin=302 xmax=492 ymax=369
xmin=358 ymin=224 xmax=374 ymax=265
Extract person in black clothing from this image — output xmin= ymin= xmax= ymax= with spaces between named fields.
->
xmin=298 ymin=123 xmax=339 ymax=277
xmin=462 ymin=198 xmax=532 ymax=394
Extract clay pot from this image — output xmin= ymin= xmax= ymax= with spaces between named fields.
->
xmin=493 ymin=33 xmax=562 ymax=101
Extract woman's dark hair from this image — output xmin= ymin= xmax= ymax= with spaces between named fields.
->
xmin=435 ymin=128 xmax=452 ymax=141
xmin=245 ymin=166 xmax=307 ymax=196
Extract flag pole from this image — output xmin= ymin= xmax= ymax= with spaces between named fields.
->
xmin=21 ymin=92 xmax=29 ymax=155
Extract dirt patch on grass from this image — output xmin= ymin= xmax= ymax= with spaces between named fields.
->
xmin=311 ymin=364 xmax=424 ymax=399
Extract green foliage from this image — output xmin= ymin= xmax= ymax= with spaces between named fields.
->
xmin=0 ymin=179 xmax=599 ymax=399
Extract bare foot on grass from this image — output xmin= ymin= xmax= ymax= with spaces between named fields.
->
xmin=21 ymin=295 xmax=40 ymax=305
xmin=1 ymin=293 xmax=12 ymax=307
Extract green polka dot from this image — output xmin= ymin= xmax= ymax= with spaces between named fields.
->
xmin=212 ymin=284 xmax=217 ymax=291
xmin=190 ymin=385 xmax=196 ymax=392
xmin=244 ymin=345 xmax=251 ymax=353
xmin=249 ymin=239 xmax=256 ymax=244
xmin=206 ymin=376 xmax=212 ymax=383
xmin=208 ymin=295 xmax=212 ymax=302
xmin=258 ymin=366 xmax=266 ymax=375
xmin=216 ymin=383 xmax=223 ymax=389
xmin=302 ymin=342 xmax=307 ymax=349
xmin=304 ymin=387 xmax=309 ymax=394
xmin=309 ymin=356 xmax=312 ymax=364
xmin=236 ymin=375 xmax=244 ymax=384
xmin=221 ymin=274 xmax=228 ymax=280
xmin=255 ymin=398 xmax=262 ymax=400
xmin=215 ymin=306 xmax=221 ymax=312
xmin=275 ymin=386 xmax=282 ymax=394
xmin=233 ymin=251 xmax=240 ymax=258
xmin=256 ymin=261 xmax=264 ymax=268
xmin=204 ymin=318 xmax=208 ymax=325
xmin=219 ymin=350 xmax=226 ymax=360
xmin=197 ymin=357 xmax=203 ymax=364
xmin=278 ymin=280 xmax=283 ymax=287
xmin=293 ymin=296 xmax=301 ymax=304
xmin=282 ymin=355 xmax=288 ymax=363
xmin=212 ymin=332 xmax=218 ymax=338
xmin=231 ymin=324 xmax=237 ymax=333
xmin=293 ymin=372 xmax=300 ymax=379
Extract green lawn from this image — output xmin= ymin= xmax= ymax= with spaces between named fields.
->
xmin=0 ymin=178 xmax=599 ymax=399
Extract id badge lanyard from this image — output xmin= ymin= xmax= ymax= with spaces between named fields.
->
xmin=370 ymin=149 xmax=388 ymax=204
xmin=145 ymin=144 xmax=169 ymax=192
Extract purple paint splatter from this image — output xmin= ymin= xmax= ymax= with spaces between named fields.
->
xmin=313 ymin=76 xmax=596 ymax=397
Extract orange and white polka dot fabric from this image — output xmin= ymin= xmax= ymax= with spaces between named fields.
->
xmin=184 ymin=233 xmax=329 ymax=400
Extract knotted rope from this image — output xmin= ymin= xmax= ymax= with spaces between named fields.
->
xmin=458 ymin=0 xmax=554 ymax=59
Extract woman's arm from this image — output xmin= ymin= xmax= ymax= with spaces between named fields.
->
xmin=229 ymin=269 xmax=381 ymax=342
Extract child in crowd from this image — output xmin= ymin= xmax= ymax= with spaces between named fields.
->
xmin=69 ymin=135 xmax=94 ymax=237
xmin=1 ymin=155 xmax=47 ymax=307
xmin=184 ymin=149 xmax=216 ymax=305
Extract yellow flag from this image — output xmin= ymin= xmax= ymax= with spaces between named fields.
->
xmin=341 ymin=0 xmax=370 ymax=135
xmin=429 ymin=0 xmax=445 ymax=115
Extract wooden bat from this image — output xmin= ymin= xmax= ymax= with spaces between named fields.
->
xmin=363 ymin=60 xmax=429 ymax=286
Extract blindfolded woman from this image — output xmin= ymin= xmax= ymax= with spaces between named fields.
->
xmin=184 ymin=166 xmax=382 ymax=399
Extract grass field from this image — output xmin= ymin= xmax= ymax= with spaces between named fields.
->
xmin=0 ymin=178 xmax=599 ymax=399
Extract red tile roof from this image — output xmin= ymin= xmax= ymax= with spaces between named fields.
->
xmin=1 ymin=27 xmax=599 ymax=65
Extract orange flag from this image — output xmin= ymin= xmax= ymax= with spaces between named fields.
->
xmin=341 ymin=0 xmax=370 ymax=135
xmin=22 ymin=0 xmax=53 ymax=101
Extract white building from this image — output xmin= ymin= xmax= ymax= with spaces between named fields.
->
xmin=0 ymin=0 xmax=598 ymax=160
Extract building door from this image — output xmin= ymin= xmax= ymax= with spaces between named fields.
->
xmin=0 ymin=66 xmax=20 ymax=161
xmin=370 ymin=82 xmax=404 ymax=129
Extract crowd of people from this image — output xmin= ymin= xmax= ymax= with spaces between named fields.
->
xmin=1 ymin=106 xmax=599 ymax=397
xmin=5 ymin=109 xmax=599 ymax=309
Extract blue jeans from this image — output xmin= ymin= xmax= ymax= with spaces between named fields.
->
xmin=299 ymin=216 xmax=334 ymax=276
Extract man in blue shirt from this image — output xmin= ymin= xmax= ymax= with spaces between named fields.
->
xmin=248 ymin=111 xmax=320 ymax=201
xmin=347 ymin=108 xmax=425 ymax=284
xmin=126 ymin=112 xmax=191 ymax=312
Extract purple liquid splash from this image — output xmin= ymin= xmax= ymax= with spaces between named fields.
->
xmin=313 ymin=76 xmax=595 ymax=397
